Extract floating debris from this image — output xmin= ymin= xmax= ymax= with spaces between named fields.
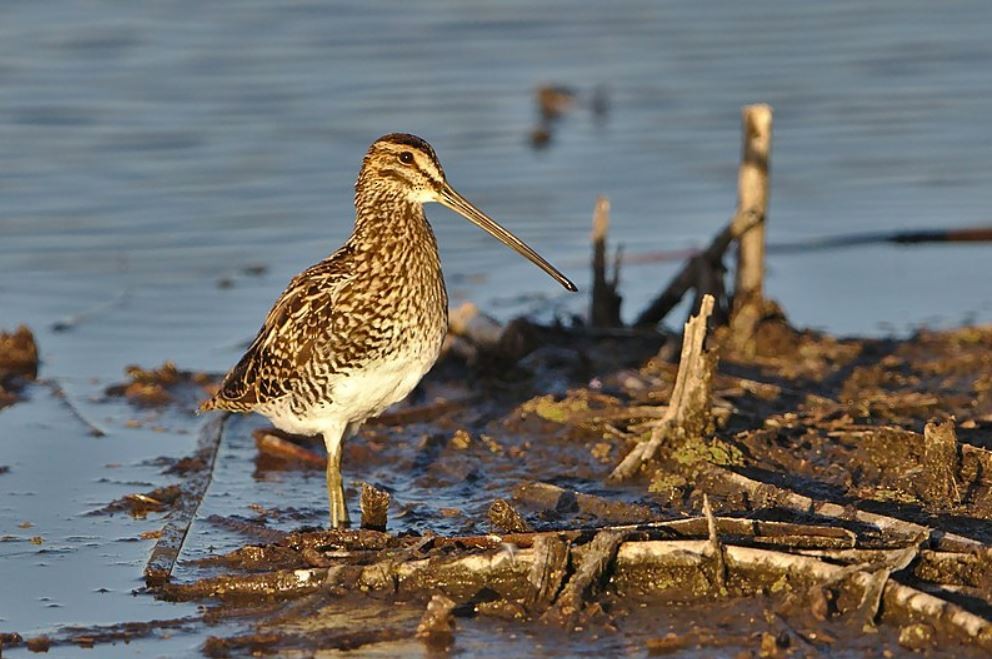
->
xmin=104 ymin=361 xmax=216 ymax=409
xmin=93 ymin=484 xmax=181 ymax=518
xmin=537 ymin=85 xmax=576 ymax=120
xmin=528 ymin=83 xmax=609 ymax=149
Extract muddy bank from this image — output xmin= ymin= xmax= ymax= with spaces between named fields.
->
xmin=10 ymin=211 xmax=992 ymax=658
xmin=8 ymin=304 xmax=981 ymax=656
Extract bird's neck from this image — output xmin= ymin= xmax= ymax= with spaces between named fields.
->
xmin=349 ymin=187 xmax=440 ymax=261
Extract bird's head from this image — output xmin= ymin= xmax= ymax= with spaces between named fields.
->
xmin=358 ymin=133 xmax=447 ymax=204
xmin=356 ymin=133 xmax=577 ymax=292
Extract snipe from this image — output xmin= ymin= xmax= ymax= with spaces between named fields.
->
xmin=200 ymin=133 xmax=576 ymax=527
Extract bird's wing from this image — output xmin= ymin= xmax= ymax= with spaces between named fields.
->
xmin=202 ymin=250 xmax=355 ymax=411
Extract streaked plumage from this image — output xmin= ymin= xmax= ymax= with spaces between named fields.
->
xmin=201 ymin=133 xmax=575 ymax=527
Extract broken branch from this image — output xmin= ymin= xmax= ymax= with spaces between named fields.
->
xmin=612 ymin=294 xmax=718 ymax=480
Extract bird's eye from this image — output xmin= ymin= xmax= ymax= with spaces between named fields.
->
xmin=399 ymin=151 xmax=414 ymax=165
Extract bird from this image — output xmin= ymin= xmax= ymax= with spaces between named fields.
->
xmin=200 ymin=133 xmax=577 ymax=528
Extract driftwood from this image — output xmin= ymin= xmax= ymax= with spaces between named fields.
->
xmin=620 ymin=541 xmax=992 ymax=650
xmin=159 ymin=514 xmax=874 ymax=602
xmin=611 ymin=295 xmax=717 ymax=480
xmin=512 ymin=481 xmax=654 ymax=524
xmin=159 ymin=524 xmax=992 ymax=652
xmin=696 ymin=462 xmax=983 ymax=552
xmin=589 ymin=195 xmax=623 ymax=328
xmin=528 ymin=535 xmax=570 ymax=608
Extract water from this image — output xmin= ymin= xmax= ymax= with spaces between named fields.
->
xmin=2 ymin=0 xmax=992 ymax=650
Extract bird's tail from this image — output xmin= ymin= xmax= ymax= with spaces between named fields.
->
xmin=197 ymin=396 xmax=220 ymax=415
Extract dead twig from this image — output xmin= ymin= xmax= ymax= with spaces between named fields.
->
xmin=145 ymin=414 xmax=227 ymax=587
xmin=703 ymin=495 xmax=727 ymax=593
xmin=42 ymin=379 xmax=109 ymax=437
xmin=621 ymin=225 xmax=992 ymax=267
xmin=50 ymin=288 xmax=129 ymax=333
xmin=590 ymin=195 xmax=622 ymax=328
xmin=612 ymin=294 xmax=718 ymax=481
xmin=635 ymin=212 xmax=759 ymax=327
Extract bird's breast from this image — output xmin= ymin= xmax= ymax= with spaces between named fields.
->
xmin=330 ymin=344 xmax=441 ymax=423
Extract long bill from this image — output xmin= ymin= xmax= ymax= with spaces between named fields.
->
xmin=438 ymin=184 xmax=578 ymax=292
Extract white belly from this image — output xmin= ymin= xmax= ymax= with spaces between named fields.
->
xmin=331 ymin=354 xmax=434 ymax=423
xmin=261 ymin=349 xmax=437 ymax=438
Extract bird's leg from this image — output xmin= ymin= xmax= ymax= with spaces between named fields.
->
xmin=323 ymin=428 xmax=350 ymax=528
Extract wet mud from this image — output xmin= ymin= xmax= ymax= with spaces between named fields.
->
xmin=7 ymin=307 xmax=992 ymax=656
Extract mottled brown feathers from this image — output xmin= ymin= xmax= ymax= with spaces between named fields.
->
xmin=201 ymin=133 xmax=453 ymax=419
xmin=200 ymin=198 xmax=448 ymax=416
xmin=200 ymin=256 xmax=352 ymax=412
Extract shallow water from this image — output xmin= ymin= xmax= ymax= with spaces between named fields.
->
xmin=2 ymin=0 xmax=992 ymax=652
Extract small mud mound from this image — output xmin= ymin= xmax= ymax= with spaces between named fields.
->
xmin=104 ymin=361 xmax=216 ymax=410
xmin=0 ymin=325 xmax=39 ymax=409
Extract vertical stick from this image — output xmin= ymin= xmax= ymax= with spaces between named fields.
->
xmin=360 ymin=482 xmax=391 ymax=531
xmin=610 ymin=294 xmax=717 ymax=481
xmin=734 ymin=104 xmax=773 ymax=301
xmin=590 ymin=195 xmax=622 ymax=328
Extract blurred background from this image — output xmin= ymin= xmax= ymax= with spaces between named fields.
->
xmin=3 ymin=0 xmax=992 ymax=386
xmin=3 ymin=0 xmax=992 ymax=648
